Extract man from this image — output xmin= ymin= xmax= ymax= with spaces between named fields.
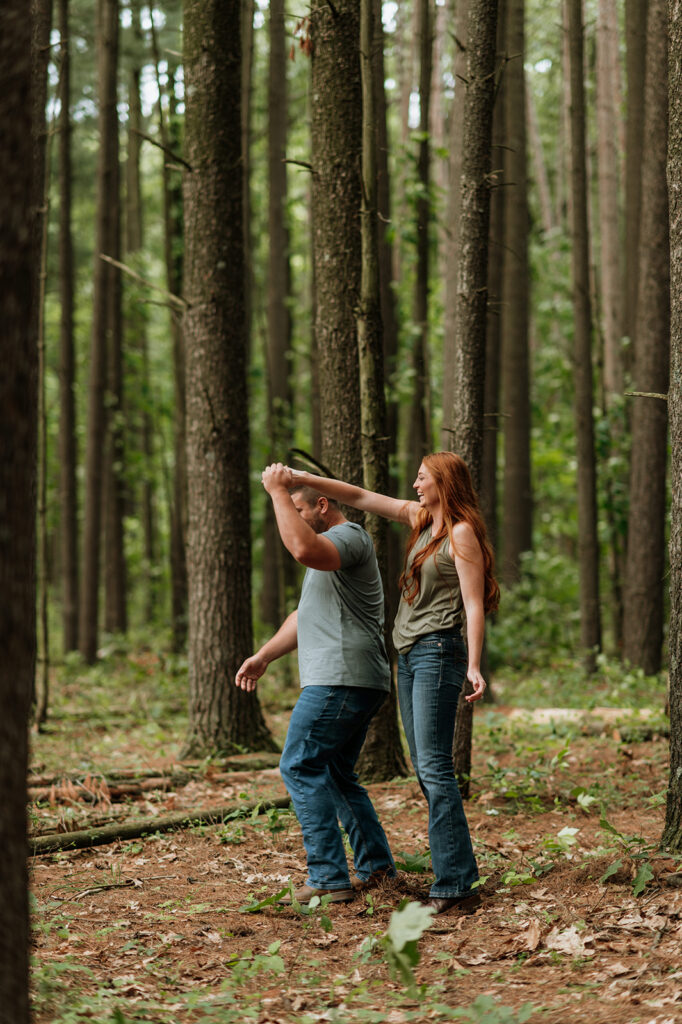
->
xmin=235 ymin=463 xmax=395 ymax=904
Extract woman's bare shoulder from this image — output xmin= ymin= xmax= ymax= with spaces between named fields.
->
xmin=450 ymin=520 xmax=482 ymax=559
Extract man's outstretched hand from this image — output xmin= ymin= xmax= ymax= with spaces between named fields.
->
xmin=235 ymin=653 xmax=267 ymax=693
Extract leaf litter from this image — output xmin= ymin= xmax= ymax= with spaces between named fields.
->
xmin=29 ymin=711 xmax=682 ymax=1024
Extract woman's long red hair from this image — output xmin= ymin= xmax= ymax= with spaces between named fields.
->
xmin=398 ymin=452 xmax=500 ymax=614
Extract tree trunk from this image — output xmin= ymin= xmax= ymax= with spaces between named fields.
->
xmin=150 ymin=23 xmax=188 ymax=652
xmin=500 ymin=0 xmax=532 ymax=583
xmin=373 ymin=0 xmax=402 ymax=636
xmin=32 ymin=0 xmax=52 ymax=722
xmin=526 ymin=79 xmax=554 ymax=235
xmin=58 ymin=0 xmax=79 ymax=654
xmin=261 ymin=0 xmax=295 ymax=632
xmin=623 ymin=0 xmax=649 ymax=356
xmin=596 ymin=0 xmax=623 ymax=400
xmin=354 ymin=0 xmax=407 ymax=782
xmin=407 ymin=0 xmax=434 ymax=467
xmin=442 ymin=0 xmax=469 ymax=449
xmin=662 ymin=0 xmax=682 ymax=854
xmin=481 ymin=0 xmax=507 ymax=557
xmin=311 ymin=0 xmax=364 ymax=493
xmin=622 ymin=0 xmax=669 ymax=675
xmin=102 ymin=0 xmax=126 ymax=638
xmin=0 ymin=5 xmax=35 ymax=1018
xmin=449 ymin=0 xmax=499 ymax=796
xmin=566 ymin=0 xmax=602 ymax=667
xmin=79 ymin=0 xmax=120 ymax=662
xmin=126 ymin=10 xmax=156 ymax=625
xmin=596 ymin=0 xmax=627 ymax=652
xmin=182 ymin=0 xmax=276 ymax=756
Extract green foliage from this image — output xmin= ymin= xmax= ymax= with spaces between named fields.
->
xmin=357 ymin=899 xmax=435 ymax=998
xmin=488 ymin=552 xmax=581 ymax=672
xmin=446 ymin=995 xmax=535 ymax=1023
xmin=597 ymin=814 xmax=657 ymax=897
xmin=394 ymin=848 xmax=432 ymax=873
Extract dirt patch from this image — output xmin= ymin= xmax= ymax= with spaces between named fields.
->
xmin=28 ymin=723 xmax=682 ymax=1024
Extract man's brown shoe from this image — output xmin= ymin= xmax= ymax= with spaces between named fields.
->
xmin=279 ymin=883 xmax=355 ymax=906
xmin=427 ymin=891 xmax=482 ymax=916
xmin=351 ymin=867 xmax=396 ymax=892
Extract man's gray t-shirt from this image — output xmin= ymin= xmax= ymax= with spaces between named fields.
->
xmin=297 ymin=522 xmax=390 ymax=692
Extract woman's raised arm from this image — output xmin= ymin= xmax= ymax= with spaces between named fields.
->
xmin=289 ymin=469 xmax=416 ymax=526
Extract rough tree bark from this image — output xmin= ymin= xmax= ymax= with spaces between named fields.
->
xmin=311 ymin=0 xmax=364 ymax=497
xmin=79 ymin=0 xmax=120 ymax=661
xmin=500 ymin=0 xmax=532 ymax=583
xmin=622 ymin=0 xmax=669 ymax=675
xmin=261 ymin=0 xmax=295 ymax=632
xmin=442 ymin=0 xmax=469 ymax=450
xmin=354 ymin=0 xmax=407 ymax=781
xmin=182 ymin=0 xmax=276 ymax=755
xmin=0 ymin=3 xmax=36 ymax=1018
xmin=566 ymin=0 xmax=602 ymax=667
xmin=58 ymin=0 xmax=79 ymax=654
xmin=448 ymin=0 xmax=499 ymax=796
xmin=663 ymin=0 xmax=682 ymax=854
xmin=407 ymin=0 xmax=434 ymax=467
xmin=624 ymin=0 xmax=649 ymax=353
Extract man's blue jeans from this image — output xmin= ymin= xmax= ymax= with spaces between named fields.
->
xmin=398 ymin=630 xmax=479 ymax=899
xmin=280 ymin=684 xmax=396 ymax=890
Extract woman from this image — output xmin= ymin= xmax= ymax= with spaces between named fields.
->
xmin=288 ymin=452 xmax=499 ymax=915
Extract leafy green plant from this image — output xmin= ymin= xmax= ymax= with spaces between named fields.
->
xmin=356 ymin=899 xmax=435 ymax=998
xmin=394 ymin=848 xmax=432 ymax=873
xmin=448 ymin=994 xmax=536 ymax=1023
xmin=225 ymin=940 xmax=285 ymax=980
xmin=597 ymin=813 xmax=656 ymax=896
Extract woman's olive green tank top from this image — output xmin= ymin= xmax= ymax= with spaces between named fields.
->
xmin=392 ymin=526 xmax=463 ymax=654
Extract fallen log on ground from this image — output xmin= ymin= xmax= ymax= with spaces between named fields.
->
xmin=27 ymin=752 xmax=281 ymax=790
xmin=29 ymin=795 xmax=293 ymax=856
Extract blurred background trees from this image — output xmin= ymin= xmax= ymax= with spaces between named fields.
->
xmin=30 ymin=0 xmax=677 ymax=753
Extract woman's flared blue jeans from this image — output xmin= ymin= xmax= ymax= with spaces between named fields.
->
xmin=280 ymin=684 xmax=396 ymax=890
xmin=398 ymin=630 xmax=479 ymax=899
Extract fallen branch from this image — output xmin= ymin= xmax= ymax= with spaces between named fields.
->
xmin=30 ymin=796 xmax=292 ymax=856
xmin=27 ymin=752 xmax=281 ymax=789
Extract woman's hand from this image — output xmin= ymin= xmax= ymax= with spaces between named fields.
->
xmin=465 ymin=667 xmax=486 ymax=702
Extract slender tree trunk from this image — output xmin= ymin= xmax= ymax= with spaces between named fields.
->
xmin=622 ymin=0 xmax=669 ymax=675
xmin=242 ymin=0 xmax=254 ymax=356
xmin=79 ymin=0 xmax=120 ymax=661
xmin=58 ymin=0 xmax=79 ymax=654
xmin=150 ymin=18 xmax=187 ymax=651
xmin=408 ymin=0 xmax=434 ymax=467
xmin=182 ymin=0 xmax=276 ymax=756
xmin=481 ymin=0 xmax=507 ymax=557
xmin=355 ymin=0 xmax=407 ymax=781
xmin=373 ymin=0 xmax=402 ymax=635
xmin=32 ymin=0 xmax=52 ymax=721
xmin=442 ymin=0 xmax=469 ymax=449
xmin=126 ymin=10 xmax=156 ymax=624
xmin=500 ymin=0 xmax=532 ymax=583
xmin=567 ymin=0 xmax=602 ymax=667
xmin=662 ymin=0 xmax=682 ymax=854
xmin=623 ymin=0 xmax=649 ymax=354
xmin=596 ymin=0 xmax=627 ymax=652
xmin=261 ymin=0 xmax=295 ymax=631
xmin=0 ymin=5 xmax=36 ymax=1018
xmin=311 ymin=0 xmax=364 ymax=493
xmin=596 ymin=0 xmax=623 ymax=399
xmin=449 ymin=0 xmax=498 ymax=796
xmin=102 ymin=0 xmax=126 ymax=637
xmin=526 ymin=80 xmax=554 ymax=235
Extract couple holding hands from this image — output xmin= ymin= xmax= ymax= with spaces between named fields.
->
xmin=235 ymin=453 xmax=499 ymax=916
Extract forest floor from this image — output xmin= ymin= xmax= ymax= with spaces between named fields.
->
xmin=28 ymin=646 xmax=682 ymax=1024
